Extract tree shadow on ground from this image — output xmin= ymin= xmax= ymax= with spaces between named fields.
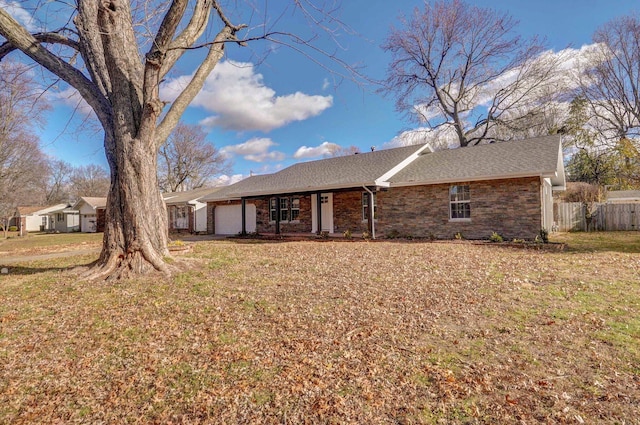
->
xmin=0 ymin=262 xmax=95 ymax=276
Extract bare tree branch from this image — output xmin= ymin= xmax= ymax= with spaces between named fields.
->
xmin=0 ymin=8 xmax=111 ymax=128
xmin=380 ymin=0 xmax=556 ymax=147
xmin=0 ymin=30 xmax=80 ymax=60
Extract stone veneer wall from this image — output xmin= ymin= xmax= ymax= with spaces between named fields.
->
xmin=376 ymin=177 xmax=542 ymax=240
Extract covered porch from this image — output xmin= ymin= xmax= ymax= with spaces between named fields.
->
xmin=209 ymin=187 xmax=378 ymax=238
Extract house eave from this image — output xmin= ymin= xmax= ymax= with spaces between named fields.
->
xmin=205 ymin=181 xmax=379 ymax=202
xmin=388 ymin=170 xmax=561 ymax=188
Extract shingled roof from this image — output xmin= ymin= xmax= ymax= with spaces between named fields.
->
xmin=163 ymin=187 xmax=221 ymax=204
xmin=200 ymin=144 xmax=426 ymax=201
xmin=201 ymin=135 xmax=564 ymax=202
xmin=389 ymin=135 xmax=565 ymax=188
xmin=16 ymin=206 xmax=49 ymax=215
xmin=75 ymin=197 xmax=107 ymax=209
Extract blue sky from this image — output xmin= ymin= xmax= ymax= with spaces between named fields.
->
xmin=5 ymin=0 xmax=640 ymax=184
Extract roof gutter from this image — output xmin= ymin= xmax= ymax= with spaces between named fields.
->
xmin=204 ymin=181 xmax=381 ymax=202
xmin=387 ymin=170 xmax=562 ymax=188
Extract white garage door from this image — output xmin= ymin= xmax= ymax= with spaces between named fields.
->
xmin=215 ymin=204 xmax=256 ymax=235
xmin=81 ymin=214 xmax=97 ymax=233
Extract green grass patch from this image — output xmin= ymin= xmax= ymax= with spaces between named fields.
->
xmin=551 ymin=231 xmax=640 ymax=253
xmin=0 ymin=232 xmax=102 ymax=252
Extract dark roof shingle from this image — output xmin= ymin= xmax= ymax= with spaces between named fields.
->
xmin=389 ymin=135 xmax=563 ymax=186
xmin=201 ymin=144 xmax=425 ymax=201
xmin=163 ymin=187 xmax=221 ymax=204
xmin=202 ymin=136 xmax=564 ymax=201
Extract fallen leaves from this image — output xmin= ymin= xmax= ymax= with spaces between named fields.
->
xmin=1 ymin=237 xmax=639 ymax=423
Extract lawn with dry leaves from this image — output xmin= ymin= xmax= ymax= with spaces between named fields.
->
xmin=1 ymin=233 xmax=639 ymax=424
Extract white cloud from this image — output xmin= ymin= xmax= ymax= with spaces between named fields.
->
xmin=0 ymin=1 xmax=37 ymax=31
xmin=293 ymin=141 xmax=341 ymax=159
xmin=322 ymin=78 xmax=330 ymax=91
xmin=413 ymin=44 xmax=599 ymax=124
xmin=221 ymin=137 xmax=286 ymax=163
xmin=161 ymin=61 xmax=333 ymax=132
xmin=49 ymin=86 xmax=94 ymax=116
xmin=383 ymin=127 xmax=455 ymax=150
xmin=211 ymin=174 xmax=245 ymax=186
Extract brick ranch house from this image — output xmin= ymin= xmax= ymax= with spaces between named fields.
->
xmin=200 ymin=135 xmax=566 ymax=240
xmin=163 ymin=187 xmax=220 ymax=234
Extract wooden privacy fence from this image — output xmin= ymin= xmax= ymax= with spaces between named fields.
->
xmin=554 ymin=202 xmax=640 ymax=232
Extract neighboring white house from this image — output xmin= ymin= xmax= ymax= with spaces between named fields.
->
xmin=606 ymin=190 xmax=640 ymax=204
xmin=73 ymin=197 xmax=107 ymax=233
xmin=163 ymin=187 xmax=220 ymax=234
xmin=47 ymin=204 xmax=80 ymax=233
xmin=13 ymin=204 xmax=67 ymax=232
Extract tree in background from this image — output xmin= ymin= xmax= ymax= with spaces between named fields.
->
xmin=561 ymin=97 xmax=616 ymax=186
xmin=578 ymin=15 xmax=640 ymax=144
xmin=0 ymin=59 xmax=49 ymax=236
xmin=0 ymin=1 xmax=351 ymax=279
xmin=565 ymin=149 xmax=616 ymax=187
xmin=381 ymin=0 xmax=560 ymax=147
xmin=158 ymin=123 xmax=229 ymax=193
xmin=44 ymin=159 xmax=73 ymax=204
xmin=611 ymin=138 xmax=640 ymax=188
xmin=569 ymin=16 xmax=640 ymax=189
xmin=69 ymin=164 xmax=110 ymax=199
xmin=561 ymin=182 xmax=604 ymax=232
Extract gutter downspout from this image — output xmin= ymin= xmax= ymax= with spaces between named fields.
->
xmin=362 ymin=185 xmax=376 ymax=240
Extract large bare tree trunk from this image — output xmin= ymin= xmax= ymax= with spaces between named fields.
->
xmin=1 ymin=0 xmax=344 ymax=279
xmin=0 ymin=1 xmax=234 ymax=280
xmin=77 ymin=2 xmax=168 ymax=280
xmin=88 ymin=133 xmax=171 ymax=280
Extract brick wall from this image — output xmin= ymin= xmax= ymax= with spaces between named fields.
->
xmin=208 ymin=196 xmax=314 ymax=234
xmin=206 ymin=177 xmax=542 ymax=239
xmin=255 ymin=196 xmax=313 ymax=234
xmin=333 ymin=191 xmax=369 ymax=234
xmin=377 ymin=177 xmax=542 ymax=240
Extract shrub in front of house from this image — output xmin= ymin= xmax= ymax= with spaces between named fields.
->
xmin=489 ymin=232 xmax=504 ymax=243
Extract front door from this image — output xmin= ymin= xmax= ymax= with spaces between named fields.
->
xmin=312 ymin=192 xmax=333 ymax=233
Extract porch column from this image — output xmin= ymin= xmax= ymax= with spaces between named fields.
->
xmin=189 ymin=205 xmax=195 ymax=233
xmin=275 ymin=196 xmax=281 ymax=235
xmin=316 ymin=192 xmax=322 ymax=235
xmin=207 ymin=205 xmax=215 ymax=235
xmin=241 ymin=198 xmax=247 ymax=235
xmin=367 ymin=189 xmax=374 ymax=234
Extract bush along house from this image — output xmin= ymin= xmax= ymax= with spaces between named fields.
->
xmin=199 ymin=135 xmax=566 ymax=240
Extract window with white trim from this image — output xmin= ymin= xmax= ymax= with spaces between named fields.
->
xmin=279 ymin=197 xmax=290 ymax=221
xmin=362 ymin=192 xmax=377 ymax=220
xmin=176 ymin=206 xmax=187 ymax=220
xmin=291 ymin=197 xmax=300 ymax=221
xmin=269 ymin=198 xmax=277 ymax=222
xmin=270 ymin=196 xmax=300 ymax=222
xmin=449 ymin=185 xmax=470 ymax=220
